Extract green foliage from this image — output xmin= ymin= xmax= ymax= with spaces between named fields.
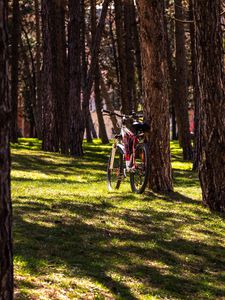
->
xmin=12 ymin=139 xmax=225 ymax=299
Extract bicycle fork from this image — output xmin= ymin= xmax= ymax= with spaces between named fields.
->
xmin=109 ymin=141 xmax=117 ymax=170
xmin=109 ymin=142 xmax=126 ymax=180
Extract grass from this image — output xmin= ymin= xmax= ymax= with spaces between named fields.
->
xmin=11 ymin=138 xmax=225 ymax=300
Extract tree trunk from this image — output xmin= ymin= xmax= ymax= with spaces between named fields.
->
xmin=190 ymin=0 xmax=200 ymax=171
xmin=193 ymin=0 xmax=225 ymax=211
xmin=68 ymin=0 xmax=84 ymax=156
xmin=0 ymin=0 xmax=14 ymax=296
xmin=100 ymin=76 xmax=118 ymax=131
xmin=109 ymin=7 xmax=120 ymax=85
xmin=41 ymin=0 xmax=59 ymax=152
xmin=174 ymin=0 xmax=193 ymax=160
xmin=137 ymin=0 xmax=173 ymax=192
xmin=171 ymin=105 xmax=177 ymax=140
xmin=20 ymin=37 xmax=36 ymax=134
xmin=91 ymin=0 xmax=109 ymax=144
xmin=41 ymin=0 xmax=68 ymax=153
xmin=81 ymin=0 xmax=92 ymax=143
xmin=11 ymin=0 xmax=20 ymax=142
xmin=114 ymin=0 xmax=130 ymax=114
xmin=56 ymin=0 xmax=69 ymax=154
xmin=90 ymin=116 xmax=98 ymax=139
xmin=20 ymin=27 xmax=37 ymax=137
xmin=164 ymin=1 xmax=178 ymax=142
xmin=34 ymin=0 xmax=43 ymax=139
xmin=83 ymin=0 xmax=111 ymax=129
xmin=131 ymin=1 xmax=142 ymax=102
xmin=124 ymin=0 xmax=136 ymax=111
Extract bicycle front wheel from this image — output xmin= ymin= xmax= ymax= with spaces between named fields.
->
xmin=130 ymin=143 xmax=149 ymax=194
xmin=107 ymin=146 xmax=124 ymax=191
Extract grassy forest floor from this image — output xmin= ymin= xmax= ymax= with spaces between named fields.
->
xmin=12 ymin=139 xmax=225 ymax=300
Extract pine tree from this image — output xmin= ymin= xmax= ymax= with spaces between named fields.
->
xmin=174 ymin=0 xmax=193 ymax=160
xmin=68 ymin=0 xmax=84 ymax=156
xmin=91 ymin=0 xmax=109 ymax=144
xmin=41 ymin=0 xmax=68 ymax=153
xmin=0 ymin=0 xmax=14 ymax=296
xmin=11 ymin=0 xmax=20 ymax=142
xmin=193 ymin=0 xmax=225 ymax=211
xmin=137 ymin=0 xmax=173 ymax=192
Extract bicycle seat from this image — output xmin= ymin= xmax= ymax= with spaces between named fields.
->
xmin=132 ymin=122 xmax=149 ymax=132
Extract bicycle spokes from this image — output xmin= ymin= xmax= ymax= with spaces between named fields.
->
xmin=130 ymin=144 xmax=149 ymax=194
xmin=107 ymin=147 xmax=124 ymax=190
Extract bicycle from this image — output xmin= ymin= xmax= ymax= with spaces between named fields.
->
xmin=102 ymin=109 xmax=150 ymax=194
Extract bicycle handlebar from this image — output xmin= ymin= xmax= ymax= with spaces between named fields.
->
xmin=101 ymin=109 xmax=143 ymax=120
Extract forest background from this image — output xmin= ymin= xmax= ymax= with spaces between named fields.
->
xmin=0 ymin=0 xmax=224 ymax=298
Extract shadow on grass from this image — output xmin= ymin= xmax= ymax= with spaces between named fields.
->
xmin=11 ymin=145 xmax=110 ymax=179
xmin=13 ymin=197 xmax=225 ymax=300
xmin=12 ymin=139 xmax=225 ymax=299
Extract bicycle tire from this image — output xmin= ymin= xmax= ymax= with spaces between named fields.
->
xmin=107 ymin=146 xmax=124 ymax=191
xmin=130 ymin=143 xmax=149 ymax=194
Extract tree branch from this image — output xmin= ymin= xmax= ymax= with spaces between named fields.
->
xmin=166 ymin=14 xmax=194 ymax=23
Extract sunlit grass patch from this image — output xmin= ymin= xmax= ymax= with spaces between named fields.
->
xmin=12 ymin=139 xmax=225 ymax=300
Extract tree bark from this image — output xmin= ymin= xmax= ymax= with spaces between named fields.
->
xmin=83 ymin=0 xmax=111 ymax=127
xmin=100 ymin=76 xmax=118 ymax=130
xmin=171 ymin=105 xmax=177 ymax=140
xmin=114 ymin=0 xmax=130 ymax=114
xmin=91 ymin=0 xmax=109 ymax=144
xmin=34 ymin=0 xmax=43 ymax=139
xmin=131 ymin=1 xmax=142 ymax=102
xmin=190 ymin=0 xmax=200 ymax=171
xmin=20 ymin=37 xmax=36 ymax=135
xmin=41 ymin=0 xmax=59 ymax=152
xmin=11 ymin=0 xmax=20 ymax=142
xmin=41 ymin=0 xmax=68 ymax=153
xmin=109 ymin=7 xmax=120 ymax=85
xmin=193 ymin=0 xmax=225 ymax=211
xmin=81 ymin=0 xmax=93 ymax=143
xmin=0 ymin=0 xmax=14 ymax=296
xmin=68 ymin=0 xmax=84 ymax=156
xmin=90 ymin=116 xmax=98 ymax=139
xmin=137 ymin=0 xmax=173 ymax=192
xmin=124 ymin=0 xmax=136 ymax=111
xmin=56 ymin=0 xmax=69 ymax=154
xmin=164 ymin=0 xmax=178 ymax=141
xmin=174 ymin=0 xmax=193 ymax=160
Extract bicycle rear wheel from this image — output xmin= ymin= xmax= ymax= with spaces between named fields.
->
xmin=130 ymin=143 xmax=149 ymax=194
xmin=107 ymin=146 xmax=124 ymax=191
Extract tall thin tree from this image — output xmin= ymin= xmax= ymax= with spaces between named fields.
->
xmin=91 ymin=0 xmax=109 ymax=144
xmin=189 ymin=0 xmax=200 ymax=170
xmin=131 ymin=0 xmax=142 ymax=102
xmin=124 ymin=0 xmax=136 ymax=110
xmin=193 ymin=0 xmax=225 ymax=211
xmin=42 ymin=0 xmax=59 ymax=152
xmin=41 ymin=0 xmax=68 ymax=153
xmin=81 ymin=0 xmax=93 ymax=143
xmin=0 ymin=0 xmax=14 ymax=296
xmin=34 ymin=0 xmax=42 ymax=139
xmin=56 ymin=0 xmax=69 ymax=154
xmin=114 ymin=0 xmax=130 ymax=114
xmin=68 ymin=0 xmax=84 ymax=156
xmin=11 ymin=0 xmax=20 ymax=142
xmin=137 ymin=0 xmax=173 ymax=192
xmin=174 ymin=0 xmax=193 ymax=160
xmin=83 ymin=0 xmax=111 ymax=127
